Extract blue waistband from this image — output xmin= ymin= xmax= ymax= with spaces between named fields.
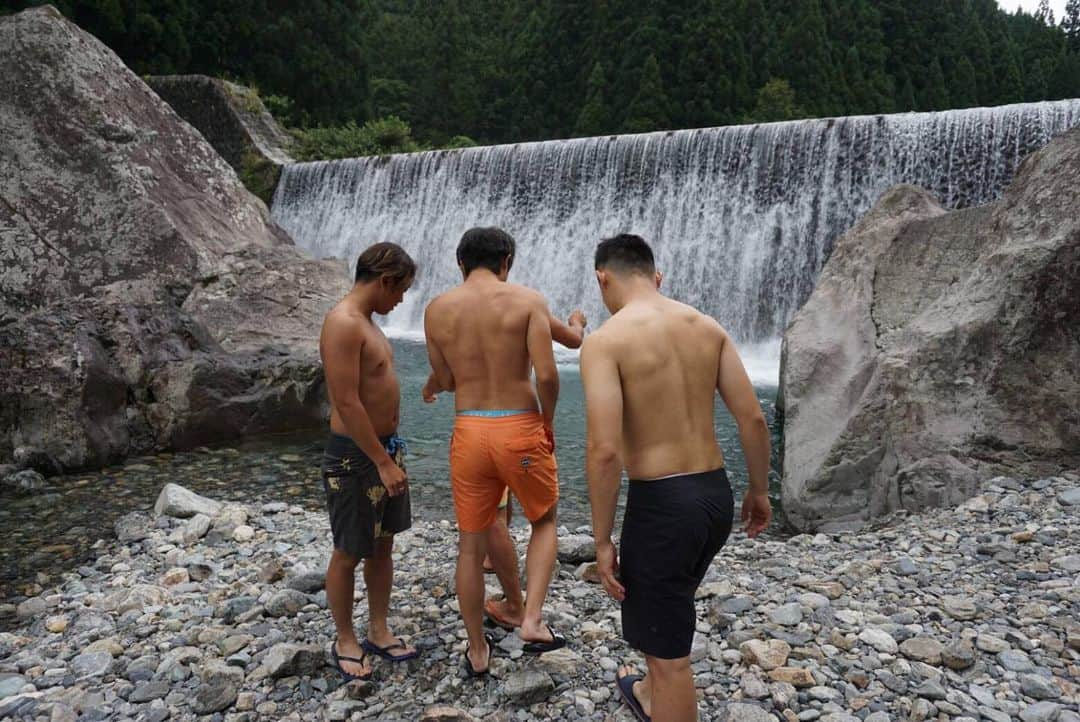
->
xmin=456 ymin=409 xmax=536 ymax=418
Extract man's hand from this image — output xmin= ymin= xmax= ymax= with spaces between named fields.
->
xmin=741 ymin=491 xmax=772 ymax=538
xmin=544 ymin=424 xmax=556 ymax=452
xmin=568 ymin=310 xmax=587 ymax=329
xmin=596 ymin=539 xmax=625 ymax=601
xmin=421 ymin=376 xmax=438 ymax=403
xmin=377 ymin=458 xmax=408 ymax=497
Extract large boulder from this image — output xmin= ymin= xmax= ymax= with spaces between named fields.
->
xmin=0 ymin=7 xmax=349 ymax=471
xmin=147 ymin=75 xmax=294 ymax=205
xmin=780 ymin=128 xmax=1080 ymax=532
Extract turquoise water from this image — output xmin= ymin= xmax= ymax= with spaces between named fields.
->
xmin=389 ymin=338 xmax=782 ymax=527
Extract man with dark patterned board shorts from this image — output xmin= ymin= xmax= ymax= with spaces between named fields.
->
xmin=319 ymin=242 xmax=421 ymax=682
xmin=581 ymin=234 xmax=773 ymax=721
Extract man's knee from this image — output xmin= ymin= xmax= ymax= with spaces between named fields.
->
xmin=330 ymin=548 xmax=361 ymax=569
xmin=645 ymin=654 xmax=692 ymax=679
xmin=529 ymin=504 xmax=557 ymax=527
xmin=369 ymin=537 xmax=394 ymax=561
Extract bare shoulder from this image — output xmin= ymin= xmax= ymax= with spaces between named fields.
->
xmin=506 ymin=283 xmax=548 ymax=309
xmin=320 ymin=303 xmax=368 ymax=350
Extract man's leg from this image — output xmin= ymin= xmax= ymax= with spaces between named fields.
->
xmin=519 ymin=505 xmax=558 ymax=643
xmin=457 ymin=528 xmax=492 ymax=672
xmin=644 ymin=655 xmax=696 ymax=721
xmin=326 ymin=548 xmax=371 ymax=677
xmin=363 ymin=536 xmax=417 ymax=657
xmin=484 ymin=511 xmax=525 ymax=626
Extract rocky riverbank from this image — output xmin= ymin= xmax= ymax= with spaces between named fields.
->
xmin=1 ymin=473 xmax=1078 ymax=721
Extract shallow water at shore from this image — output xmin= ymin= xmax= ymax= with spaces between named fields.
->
xmin=0 ymin=339 xmax=780 ymax=605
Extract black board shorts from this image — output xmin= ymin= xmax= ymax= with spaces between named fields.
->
xmin=620 ymin=467 xmax=734 ymax=659
xmin=321 ymin=432 xmax=412 ymax=560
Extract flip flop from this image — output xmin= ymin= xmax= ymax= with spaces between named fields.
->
xmin=331 ymin=641 xmax=373 ymax=682
xmin=483 ymin=599 xmax=518 ymax=631
xmin=521 ymin=625 xmax=567 ymax=654
xmin=616 ymin=670 xmax=651 ymax=722
xmin=463 ymin=632 xmax=496 ymax=678
xmin=361 ymin=636 xmax=420 ymax=662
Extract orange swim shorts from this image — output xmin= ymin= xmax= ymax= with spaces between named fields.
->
xmin=449 ymin=410 xmax=559 ymax=533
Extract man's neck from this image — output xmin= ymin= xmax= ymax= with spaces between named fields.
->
xmin=346 ymin=284 xmax=377 ymax=318
xmin=463 ymin=268 xmax=503 ymax=285
xmin=613 ymin=276 xmax=660 ymax=311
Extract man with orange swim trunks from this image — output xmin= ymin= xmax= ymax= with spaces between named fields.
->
xmin=422 ymin=226 xmax=568 ymax=676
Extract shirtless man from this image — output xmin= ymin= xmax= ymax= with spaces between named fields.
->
xmin=423 ymin=226 xmax=568 ymax=676
xmin=581 ymin=234 xmax=772 ymax=721
xmin=319 ymin=242 xmax=420 ymax=682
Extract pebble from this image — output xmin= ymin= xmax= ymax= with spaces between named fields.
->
xmin=0 ymin=476 xmax=1074 ymax=721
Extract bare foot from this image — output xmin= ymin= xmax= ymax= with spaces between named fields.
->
xmin=617 ymin=664 xmax=652 ymax=718
xmin=333 ymin=639 xmax=372 ymax=679
xmin=484 ymin=597 xmax=524 ymax=629
xmin=519 ymin=618 xmax=558 ymax=645
xmin=366 ymin=629 xmax=417 ymax=660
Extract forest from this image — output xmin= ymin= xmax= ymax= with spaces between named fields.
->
xmin=4 ymin=0 xmax=1080 ymax=149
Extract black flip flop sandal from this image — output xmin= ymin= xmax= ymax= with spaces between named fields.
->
xmin=362 ymin=637 xmax=420 ymax=662
xmin=616 ymin=670 xmax=651 ymax=722
xmin=522 ymin=625 xmax=566 ymax=654
xmin=331 ymin=641 xmax=373 ymax=682
xmin=463 ymin=632 xmax=496 ymax=678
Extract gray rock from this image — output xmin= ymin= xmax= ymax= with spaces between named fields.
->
xmin=114 ymin=512 xmax=151 ymax=543
xmin=1020 ymin=702 xmax=1063 ymax=722
xmin=71 ymin=651 xmax=113 ymax=679
xmin=1050 ymin=555 xmax=1080 ymax=573
xmin=769 ymin=603 xmax=803 ymax=626
xmin=0 ymin=7 xmax=347 ymax=472
xmin=740 ymin=674 xmax=770 ymax=700
xmin=285 ymin=571 xmax=325 ymax=593
xmin=2 ymin=469 xmax=46 ymax=493
xmin=262 ymin=643 xmax=324 ymax=679
xmin=779 ymin=124 xmax=1080 ymax=531
xmin=720 ymin=596 xmax=755 ymax=615
xmin=859 ymin=628 xmax=898 ymax=654
xmin=501 ymin=669 xmax=555 ymax=704
xmin=557 ymin=535 xmax=596 ymax=564
xmin=264 ymin=589 xmax=308 ymax=618
xmin=192 ymin=680 xmax=238 ymax=715
xmin=941 ymin=640 xmax=975 ymax=670
xmin=998 ymin=649 xmax=1036 ymax=673
xmin=893 ymin=557 xmax=918 ymax=575
xmin=182 ymin=514 xmax=212 ymax=544
xmin=419 ymin=707 xmax=481 ymax=722
xmin=128 ymin=681 xmax=170 ymax=703
xmin=899 ymin=637 xmax=944 ymax=665
xmin=1057 ymin=487 xmax=1080 ymax=506
xmin=723 ymin=702 xmax=777 ymax=721
xmin=15 ymin=597 xmax=47 ymax=619
xmin=1020 ymin=674 xmax=1061 ymax=700
xmin=154 ymin=484 xmax=222 ymax=519
xmin=943 ymin=596 xmax=978 ymax=621
xmin=0 ymin=674 xmax=26 ymax=700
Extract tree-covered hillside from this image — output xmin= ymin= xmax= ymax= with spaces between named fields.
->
xmin=4 ymin=0 xmax=1080 ymax=146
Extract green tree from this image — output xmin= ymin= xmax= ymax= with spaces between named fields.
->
xmin=622 ymin=54 xmax=669 ymax=133
xmin=1064 ymin=0 xmax=1080 ymax=52
xmin=573 ymin=62 xmax=609 ymax=137
xmin=749 ymin=78 xmax=802 ymax=123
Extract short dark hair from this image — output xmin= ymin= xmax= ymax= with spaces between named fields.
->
xmin=595 ymin=234 xmax=655 ymax=276
xmin=355 ymin=242 xmax=416 ymax=285
xmin=457 ymin=227 xmax=515 ymax=276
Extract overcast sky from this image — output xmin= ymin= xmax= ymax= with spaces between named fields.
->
xmin=998 ymin=0 xmax=1067 ymax=20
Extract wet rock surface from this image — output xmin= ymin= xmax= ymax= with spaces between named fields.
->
xmin=0 ymin=472 xmax=1076 ymax=720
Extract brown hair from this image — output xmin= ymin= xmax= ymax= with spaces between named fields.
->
xmin=354 ymin=242 xmax=417 ymax=285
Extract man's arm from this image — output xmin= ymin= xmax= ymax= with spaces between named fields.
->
xmin=321 ymin=317 xmax=405 ymax=494
xmin=550 ymin=310 xmax=586 ymax=349
xmin=525 ymin=298 xmax=559 ymax=428
xmin=715 ymin=327 xmax=772 ymax=536
xmin=581 ymin=334 xmax=626 ymax=601
xmin=423 ymin=303 xmax=455 ymax=402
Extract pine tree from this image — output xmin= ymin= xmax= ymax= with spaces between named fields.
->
xmin=749 ymin=78 xmax=802 ymax=122
xmin=1024 ymin=58 xmax=1049 ymax=100
xmin=622 ymin=54 xmax=670 ymax=134
xmin=573 ymin=62 xmax=609 ymax=137
xmin=920 ymin=58 xmax=950 ymax=111
xmin=951 ymin=57 xmax=979 ymax=108
xmin=1064 ymin=0 xmax=1080 ymax=52
xmin=1035 ymin=0 xmax=1054 ymax=26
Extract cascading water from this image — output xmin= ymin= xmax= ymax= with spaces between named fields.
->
xmin=272 ymin=100 xmax=1080 ymax=376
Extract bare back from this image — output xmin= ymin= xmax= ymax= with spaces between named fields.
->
xmin=597 ymin=296 xmax=726 ymax=479
xmin=425 ymin=280 xmax=554 ymax=410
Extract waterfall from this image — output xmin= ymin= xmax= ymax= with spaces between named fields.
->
xmin=272 ymin=100 xmax=1080 ymax=350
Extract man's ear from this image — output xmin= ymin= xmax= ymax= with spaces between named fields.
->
xmin=595 ymin=270 xmax=607 ymax=289
xmin=655 ymin=270 xmax=663 ymax=289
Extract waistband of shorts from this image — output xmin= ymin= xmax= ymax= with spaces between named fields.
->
xmin=326 ymin=431 xmax=402 ymax=456
xmin=453 ymin=409 xmax=542 ymax=427
xmin=456 ymin=408 xmax=537 ymax=418
xmin=629 ymin=466 xmax=727 ymax=485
